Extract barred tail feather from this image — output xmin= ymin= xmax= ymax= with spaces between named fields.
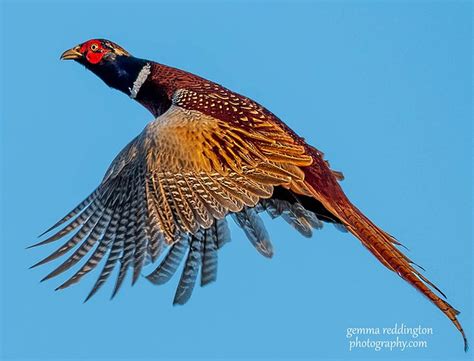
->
xmin=334 ymin=199 xmax=468 ymax=351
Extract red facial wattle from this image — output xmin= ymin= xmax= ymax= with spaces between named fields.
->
xmin=79 ymin=40 xmax=106 ymax=64
xmin=86 ymin=51 xmax=105 ymax=64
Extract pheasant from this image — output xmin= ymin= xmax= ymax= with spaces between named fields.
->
xmin=31 ymin=39 xmax=466 ymax=349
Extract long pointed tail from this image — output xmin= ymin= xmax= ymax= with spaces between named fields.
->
xmin=323 ymin=194 xmax=467 ymax=350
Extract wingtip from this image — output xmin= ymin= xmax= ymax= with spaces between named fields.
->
xmin=26 ymin=241 xmax=46 ymax=249
xmin=55 ymin=279 xmax=73 ymax=291
xmin=263 ymin=249 xmax=274 ymax=259
xmin=200 ymin=276 xmax=217 ymax=288
xmin=173 ymin=290 xmax=192 ymax=306
xmin=131 ymin=276 xmax=140 ymax=287
xmin=257 ymin=242 xmax=274 ymax=258
xmin=40 ymin=274 xmax=51 ymax=283
xmin=110 ymin=287 xmax=120 ymax=300
xmin=172 ymin=298 xmax=186 ymax=306
xmin=37 ymin=229 xmax=51 ymax=238
xmin=29 ymin=256 xmax=53 ymax=269
xmin=83 ymin=292 xmax=94 ymax=304
xmin=131 ymin=270 xmax=143 ymax=286
xmin=37 ymin=222 xmax=62 ymax=238
xmin=29 ymin=263 xmax=41 ymax=270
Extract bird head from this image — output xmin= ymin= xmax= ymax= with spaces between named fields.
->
xmin=60 ymin=39 xmax=130 ymax=65
xmin=60 ymin=39 xmax=148 ymax=96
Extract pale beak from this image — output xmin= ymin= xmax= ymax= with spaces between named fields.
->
xmin=60 ymin=46 xmax=82 ymax=60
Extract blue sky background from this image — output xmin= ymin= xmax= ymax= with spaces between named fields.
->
xmin=0 ymin=1 xmax=472 ymax=360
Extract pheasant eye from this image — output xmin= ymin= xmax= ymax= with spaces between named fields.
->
xmin=90 ymin=43 xmax=99 ymax=51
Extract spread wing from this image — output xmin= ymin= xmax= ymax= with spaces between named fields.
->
xmin=31 ymin=93 xmax=323 ymax=304
xmin=31 ymin=84 xmax=467 ymax=349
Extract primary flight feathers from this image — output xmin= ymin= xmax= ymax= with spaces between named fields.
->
xmin=31 ymin=39 xmax=466 ymax=350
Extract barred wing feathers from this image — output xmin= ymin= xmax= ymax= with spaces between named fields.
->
xmin=32 ymin=99 xmax=320 ymax=303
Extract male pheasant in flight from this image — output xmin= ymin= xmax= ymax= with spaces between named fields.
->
xmin=31 ymin=39 xmax=466 ymax=349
